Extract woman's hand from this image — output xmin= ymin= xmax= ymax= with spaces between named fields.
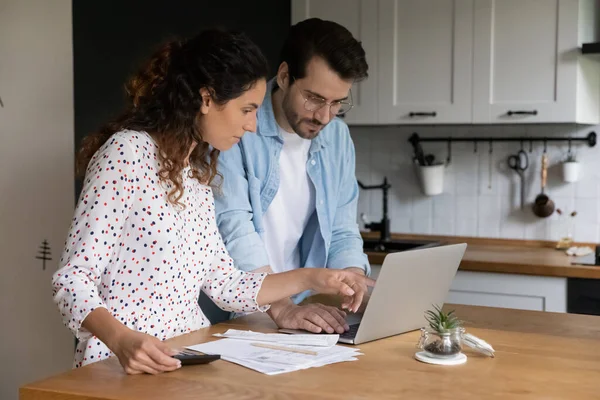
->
xmin=307 ymin=269 xmax=376 ymax=313
xmin=109 ymin=330 xmax=182 ymax=375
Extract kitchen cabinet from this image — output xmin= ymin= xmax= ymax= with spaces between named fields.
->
xmin=446 ymin=271 xmax=567 ymax=312
xmin=369 ymin=266 xmax=566 ymax=312
xmin=377 ymin=0 xmax=474 ymax=124
xmin=472 ymin=0 xmax=600 ymax=124
xmin=291 ymin=0 xmax=379 ymax=124
xmin=0 ymin=1 xmax=75 ymax=399
xmin=292 ymin=0 xmax=600 ymax=125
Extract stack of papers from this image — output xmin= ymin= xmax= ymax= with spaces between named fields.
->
xmin=186 ymin=329 xmax=362 ymax=375
xmin=213 ymin=329 xmax=340 ymax=346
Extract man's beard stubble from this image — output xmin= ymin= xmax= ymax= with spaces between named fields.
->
xmin=282 ymin=92 xmax=324 ymax=140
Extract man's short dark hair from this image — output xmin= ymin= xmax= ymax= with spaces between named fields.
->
xmin=280 ymin=18 xmax=368 ymax=82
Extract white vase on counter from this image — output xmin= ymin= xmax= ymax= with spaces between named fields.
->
xmin=561 ymin=161 xmax=580 ymax=183
xmin=416 ymin=163 xmax=445 ymax=196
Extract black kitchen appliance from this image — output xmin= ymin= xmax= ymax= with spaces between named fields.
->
xmin=568 ymin=245 xmax=600 ymax=316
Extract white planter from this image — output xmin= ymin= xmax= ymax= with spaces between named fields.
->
xmin=561 ymin=161 xmax=580 ymax=183
xmin=416 ymin=164 xmax=445 ymax=196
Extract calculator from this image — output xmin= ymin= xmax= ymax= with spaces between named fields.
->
xmin=172 ymin=353 xmax=221 ymax=366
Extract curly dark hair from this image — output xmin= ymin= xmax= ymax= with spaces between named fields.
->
xmin=77 ymin=29 xmax=269 ymax=205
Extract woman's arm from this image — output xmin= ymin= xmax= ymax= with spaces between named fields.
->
xmin=52 ymin=135 xmax=179 ymax=374
xmin=256 ymin=268 xmax=374 ymax=313
xmin=52 ymin=136 xmax=137 ymax=341
xmin=203 ymin=233 xmax=375 ymax=315
xmin=82 ymin=308 xmax=180 ymax=374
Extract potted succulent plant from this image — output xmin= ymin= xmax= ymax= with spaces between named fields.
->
xmin=417 ymin=305 xmax=464 ymax=358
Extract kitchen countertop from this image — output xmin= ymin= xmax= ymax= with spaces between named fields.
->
xmin=20 ymin=304 xmax=600 ymax=399
xmin=362 ymin=232 xmax=600 ymax=279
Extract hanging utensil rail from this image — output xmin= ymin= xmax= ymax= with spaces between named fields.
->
xmin=408 ymin=131 xmax=596 ymax=165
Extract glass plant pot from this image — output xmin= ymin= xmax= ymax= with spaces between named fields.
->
xmin=417 ymin=327 xmax=465 ymax=358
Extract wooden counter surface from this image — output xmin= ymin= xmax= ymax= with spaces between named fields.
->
xmin=363 ymin=232 xmax=600 ymax=279
xmin=20 ymin=304 xmax=600 ymax=400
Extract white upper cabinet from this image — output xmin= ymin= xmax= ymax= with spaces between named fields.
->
xmin=377 ymin=0 xmax=474 ymax=124
xmin=292 ymin=0 xmax=600 ymax=125
xmin=472 ymin=0 xmax=600 ymax=124
xmin=291 ymin=0 xmax=379 ymax=125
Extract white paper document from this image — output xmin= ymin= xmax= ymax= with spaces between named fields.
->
xmin=213 ymin=329 xmax=339 ymax=347
xmin=186 ymin=335 xmax=362 ymax=375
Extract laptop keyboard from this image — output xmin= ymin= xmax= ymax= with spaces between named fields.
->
xmin=340 ymin=323 xmax=360 ymax=339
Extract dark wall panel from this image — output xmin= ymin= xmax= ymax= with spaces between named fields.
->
xmin=73 ymin=0 xmax=290 ymax=149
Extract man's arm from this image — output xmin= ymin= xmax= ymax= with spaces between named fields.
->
xmin=253 ymin=265 xmax=349 ymax=334
xmin=344 ymin=267 xmax=366 ymax=276
xmin=215 ymin=145 xmax=348 ymax=334
xmin=214 ymin=144 xmax=270 ymax=272
xmin=326 ymin=128 xmax=371 ymax=276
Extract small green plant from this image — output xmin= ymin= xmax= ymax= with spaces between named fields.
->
xmin=425 ymin=304 xmax=462 ymax=333
xmin=422 ymin=305 xmax=464 ymax=356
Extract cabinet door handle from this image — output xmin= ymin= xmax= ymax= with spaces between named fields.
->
xmin=507 ymin=110 xmax=537 ymax=116
xmin=409 ymin=111 xmax=437 ymax=117
xmin=0 ymin=95 xmax=3 ymax=108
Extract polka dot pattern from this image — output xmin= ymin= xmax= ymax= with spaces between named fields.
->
xmin=52 ymin=130 xmax=268 ymax=368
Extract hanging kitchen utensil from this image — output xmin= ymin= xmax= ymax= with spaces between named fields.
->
xmin=410 ymin=133 xmax=427 ymax=166
xmin=507 ymin=149 xmax=529 ymax=209
xmin=532 ymin=143 xmax=555 ymax=217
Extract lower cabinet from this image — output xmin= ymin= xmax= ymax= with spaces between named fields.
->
xmin=447 ymin=271 xmax=566 ymax=313
xmin=370 ymin=265 xmax=567 ymax=313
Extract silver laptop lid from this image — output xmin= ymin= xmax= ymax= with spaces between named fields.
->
xmin=353 ymin=243 xmax=466 ymax=345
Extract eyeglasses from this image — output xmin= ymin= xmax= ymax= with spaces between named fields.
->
xmin=293 ymin=79 xmax=354 ymax=116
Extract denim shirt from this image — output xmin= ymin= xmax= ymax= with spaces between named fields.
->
xmin=214 ymin=79 xmax=370 ymax=303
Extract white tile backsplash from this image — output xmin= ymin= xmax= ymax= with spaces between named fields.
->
xmin=432 ymin=217 xmax=455 ymax=236
xmin=433 ymin=194 xmax=455 ymax=218
xmin=455 ymin=196 xmax=478 ymax=220
xmin=351 ymin=124 xmax=600 ymax=243
xmin=456 ymin=218 xmax=478 ymax=237
xmin=575 ymin=198 xmax=599 ymax=223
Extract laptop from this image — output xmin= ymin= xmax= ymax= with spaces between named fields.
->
xmin=279 ymin=243 xmax=467 ymax=345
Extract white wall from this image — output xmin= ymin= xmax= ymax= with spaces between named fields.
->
xmin=0 ymin=0 xmax=75 ymax=399
xmin=352 ymin=124 xmax=600 ymax=242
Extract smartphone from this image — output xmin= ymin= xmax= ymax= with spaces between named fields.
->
xmin=173 ymin=353 xmax=221 ymax=366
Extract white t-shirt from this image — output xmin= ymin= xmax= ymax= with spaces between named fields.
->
xmin=262 ymin=126 xmax=316 ymax=273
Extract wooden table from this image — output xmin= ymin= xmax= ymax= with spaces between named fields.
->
xmin=21 ymin=304 xmax=600 ymax=399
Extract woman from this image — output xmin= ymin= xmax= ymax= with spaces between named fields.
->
xmin=52 ymin=29 xmax=374 ymax=375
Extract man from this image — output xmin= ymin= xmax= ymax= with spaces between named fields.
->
xmin=214 ymin=18 xmax=370 ymax=334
